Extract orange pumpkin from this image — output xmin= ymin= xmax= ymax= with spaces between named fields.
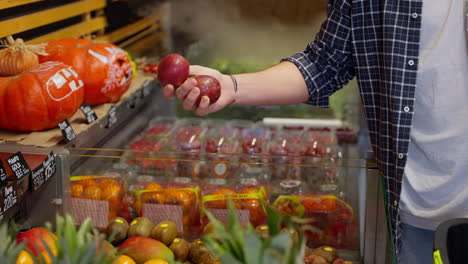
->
xmin=40 ymin=38 xmax=132 ymax=105
xmin=0 ymin=61 xmax=84 ymax=131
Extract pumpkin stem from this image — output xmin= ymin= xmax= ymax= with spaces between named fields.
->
xmin=0 ymin=36 xmax=48 ymax=55
xmin=5 ymin=36 xmax=14 ymax=46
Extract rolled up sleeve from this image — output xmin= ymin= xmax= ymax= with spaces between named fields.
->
xmin=282 ymin=0 xmax=355 ymax=107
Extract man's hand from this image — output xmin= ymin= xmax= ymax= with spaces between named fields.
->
xmin=162 ymin=65 xmax=235 ymax=116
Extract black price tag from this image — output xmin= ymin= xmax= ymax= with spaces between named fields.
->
xmin=30 ymin=152 xmax=56 ymax=191
xmin=58 ymin=120 xmax=76 ymax=143
xmin=106 ymin=106 xmax=117 ymax=128
xmin=0 ymin=184 xmax=17 ymax=218
xmin=80 ymin=104 xmax=98 ymax=124
xmin=0 ymin=161 xmax=6 ymax=187
xmin=6 ymin=152 xmax=30 ymax=180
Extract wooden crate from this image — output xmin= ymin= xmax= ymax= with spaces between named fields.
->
xmin=0 ymin=0 xmax=168 ymax=56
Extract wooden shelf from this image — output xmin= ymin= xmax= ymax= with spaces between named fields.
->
xmin=0 ymin=0 xmax=106 ymax=38
xmin=0 ymin=0 xmax=45 ymax=10
xmin=94 ymin=17 xmax=154 ymax=44
xmin=27 ymin=17 xmax=108 ymax=44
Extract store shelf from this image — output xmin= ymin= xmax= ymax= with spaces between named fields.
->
xmin=0 ymin=0 xmax=106 ymax=38
xmin=0 ymin=0 xmax=45 ymax=10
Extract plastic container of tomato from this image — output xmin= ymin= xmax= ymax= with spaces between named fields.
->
xmin=300 ymin=128 xmax=343 ymax=193
xmin=201 ymin=185 xmax=267 ymax=227
xmin=70 ymin=175 xmax=128 ymax=229
xmin=169 ymin=119 xmax=208 ymax=183
xmin=267 ymin=127 xmax=304 ymax=197
xmin=203 ymin=126 xmax=241 ymax=186
xmin=124 ymin=117 xmax=178 ymax=177
xmin=273 ymin=195 xmax=357 ymax=248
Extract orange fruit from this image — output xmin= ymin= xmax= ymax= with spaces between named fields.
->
xmin=71 ymin=183 xmax=84 ymax=198
xmin=145 ymin=183 xmax=163 ymax=190
xmin=16 ymin=250 xmax=33 ymax=264
xmin=80 ymin=178 xmax=97 ymax=187
xmin=99 ymin=178 xmax=119 ymax=189
xmin=102 ymin=184 xmax=122 ymax=200
xmin=166 ymin=189 xmax=195 ymax=208
xmin=142 ymin=191 xmax=165 ymax=204
xmin=113 ymin=255 xmax=136 ymax=264
xmin=208 ymin=189 xmax=237 ymax=209
xmin=143 ymin=260 xmax=169 ymax=264
xmin=83 ymin=185 xmax=102 ymax=200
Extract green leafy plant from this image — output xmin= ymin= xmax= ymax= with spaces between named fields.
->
xmin=0 ymin=223 xmax=26 ymax=264
xmin=44 ymin=215 xmax=118 ymax=264
xmin=203 ymin=201 xmax=307 ymax=264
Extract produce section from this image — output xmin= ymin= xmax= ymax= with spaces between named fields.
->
xmin=0 ymin=1 xmax=387 ymax=264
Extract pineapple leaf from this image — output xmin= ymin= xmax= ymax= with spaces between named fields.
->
xmin=204 ymin=203 xmax=307 ymax=264
xmin=0 ymin=224 xmax=25 ymax=264
xmin=218 ymin=254 xmax=245 ymax=264
xmin=261 ymin=200 xmax=283 ymax=236
xmin=243 ymin=233 xmax=262 ymax=264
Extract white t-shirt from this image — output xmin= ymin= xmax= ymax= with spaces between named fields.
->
xmin=399 ymin=0 xmax=468 ymax=230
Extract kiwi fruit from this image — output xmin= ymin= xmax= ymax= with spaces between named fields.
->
xmin=255 ymin=225 xmax=269 ymax=239
xmin=106 ymin=217 xmax=129 ymax=245
xmin=198 ymin=252 xmax=217 ymax=264
xmin=311 ymin=246 xmax=339 ymax=263
xmin=202 ymin=223 xmax=215 ymax=236
xmin=169 ymin=238 xmax=190 ymax=262
xmin=304 ymin=254 xmax=328 ymax=264
xmin=151 ymin=221 xmax=178 ymax=246
xmin=127 ymin=217 xmax=153 ymax=237
xmin=189 ymin=239 xmax=209 ymax=263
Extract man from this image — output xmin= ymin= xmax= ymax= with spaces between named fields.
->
xmin=163 ymin=0 xmax=468 ymax=263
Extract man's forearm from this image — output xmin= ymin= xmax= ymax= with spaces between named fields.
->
xmin=232 ymin=61 xmax=309 ymax=106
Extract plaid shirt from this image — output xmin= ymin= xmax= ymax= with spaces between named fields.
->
xmin=284 ymin=0 xmax=423 ymax=262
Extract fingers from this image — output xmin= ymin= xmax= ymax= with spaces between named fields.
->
xmin=195 ymin=96 xmax=211 ymax=116
xmin=182 ymin=88 xmax=200 ymax=111
xmin=175 ymin=78 xmax=197 ymax=100
xmin=162 ymin=84 xmax=175 ymax=98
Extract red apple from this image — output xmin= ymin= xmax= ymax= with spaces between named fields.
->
xmin=157 ymin=54 xmax=190 ymax=87
xmin=194 ymin=75 xmax=221 ymax=105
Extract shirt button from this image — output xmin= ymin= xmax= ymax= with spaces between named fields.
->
xmin=394 ymin=200 xmax=398 ymax=206
xmin=403 ymin=106 xmax=410 ymax=112
xmin=398 ymin=153 xmax=404 ymax=159
xmin=411 ymin=12 xmax=418 ymax=19
xmin=408 ymin=60 xmax=415 ymax=66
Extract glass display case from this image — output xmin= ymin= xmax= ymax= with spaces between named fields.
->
xmin=60 ymin=117 xmax=364 ymax=261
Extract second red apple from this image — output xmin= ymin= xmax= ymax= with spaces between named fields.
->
xmin=194 ymin=75 xmax=221 ymax=105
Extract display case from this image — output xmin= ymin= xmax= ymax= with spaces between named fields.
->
xmin=62 ymin=121 xmax=364 ymax=262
